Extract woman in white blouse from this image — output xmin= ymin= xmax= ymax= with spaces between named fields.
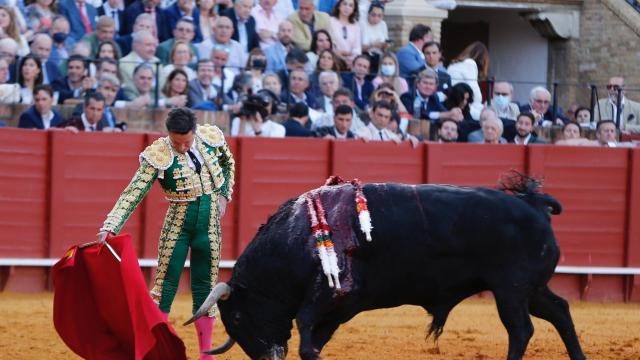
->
xmin=447 ymin=41 xmax=490 ymax=120
xmin=360 ymin=1 xmax=389 ymax=72
xmin=329 ymin=0 xmax=361 ymax=69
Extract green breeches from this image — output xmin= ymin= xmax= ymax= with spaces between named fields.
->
xmin=150 ymin=194 xmax=222 ymax=315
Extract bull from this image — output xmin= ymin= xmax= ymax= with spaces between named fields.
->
xmin=185 ymin=176 xmax=587 ymax=360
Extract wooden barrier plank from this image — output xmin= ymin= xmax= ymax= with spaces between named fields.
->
xmin=628 ymin=148 xmax=640 ymax=301
xmin=331 ymin=141 xmax=424 ymax=184
xmin=236 ymin=137 xmax=331 ymax=255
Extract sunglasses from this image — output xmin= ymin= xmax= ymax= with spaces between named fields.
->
xmin=606 ymin=85 xmax=622 ymax=90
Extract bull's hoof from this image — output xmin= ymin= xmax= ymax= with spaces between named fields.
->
xmin=299 ymin=349 xmax=322 ymax=360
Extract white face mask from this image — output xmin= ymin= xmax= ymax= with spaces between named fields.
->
xmin=492 ymin=95 xmax=510 ymax=109
xmin=380 ymin=64 xmax=395 ymax=76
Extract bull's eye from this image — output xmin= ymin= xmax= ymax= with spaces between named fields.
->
xmin=233 ymin=312 xmax=241 ymax=325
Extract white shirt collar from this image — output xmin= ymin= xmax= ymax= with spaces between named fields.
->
xmin=41 ymin=111 xmax=54 ymax=129
xmin=81 ymin=113 xmax=98 ymax=131
xmin=514 ymin=133 xmax=532 ymax=145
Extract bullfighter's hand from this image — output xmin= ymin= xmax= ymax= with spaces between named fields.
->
xmin=218 ymin=195 xmax=228 ymax=218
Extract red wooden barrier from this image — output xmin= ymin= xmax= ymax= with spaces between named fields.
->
xmin=529 ymin=145 xmax=630 ymax=301
xmin=48 ymin=132 xmax=146 ymax=257
xmin=627 ymin=149 xmax=640 ymax=301
xmin=0 ymin=129 xmax=49 ymax=291
xmin=235 ymin=137 xmax=331 ymax=254
xmin=332 ymin=141 xmax=424 ymax=184
xmin=425 ymin=143 xmax=526 ymax=186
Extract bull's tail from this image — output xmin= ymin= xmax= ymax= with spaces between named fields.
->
xmin=498 ymin=171 xmax=562 ymax=216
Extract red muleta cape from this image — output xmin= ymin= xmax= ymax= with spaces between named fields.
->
xmin=52 ymin=234 xmax=187 ymax=360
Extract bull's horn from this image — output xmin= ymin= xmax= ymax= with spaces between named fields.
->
xmin=204 ymin=337 xmax=236 ymax=355
xmin=183 ymin=283 xmax=231 ymax=326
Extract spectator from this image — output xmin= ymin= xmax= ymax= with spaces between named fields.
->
xmin=0 ymin=38 xmax=18 ymax=66
xmin=227 ymin=72 xmax=252 ymax=105
xmin=596 ymin=120 xmax=619 ymax=147
xmin=161 ymin=41 xmax=197 ymax=83
xmin=316 ymin=70 xmax=341 ymax=113
xmin=490 ymin=81 xmax=520 ymax=121
xmin=96 ymin=0 xmax=124 ymax=35
xmin=574 ymin=106 xmax=593 ymax=129
xmin=443 ymin=82 xmax=474 ymax=122
xmin=224 ymin=0 xmax=260 ymax=53
xmin=96 ymin=40 xmax=122 ymax=61
xmin=314 ymin=104 xmax=356 ymax=139
xmin=197 ymin=16 xmax=245 ymax=72
xmin=396 ymin=24 xmax=430 ymax=79
xmin=231 ymin=94 xmax=285 ymax=137
xmin=281 ymin=68 xmax=317 ymax=109
xmin=25 ymin=0 xmax=56 ymax=33
xmin=246 ymin=48 xmax=267 ymax=93
xmin=313 ymin=87 xmax=365 ymax=131
xmin=156 ymin=17 xmax=198 ymax=66
xmin=356 ymin=100 xmax=400 ymax=142
xmin=18 ymin=84 xmax=64 ymax=129
xmin=123 ymin=0 xmax=170 ymax=42
xmin=360 ymin=1 xmax=389 ymax=72
xmin=288 ymin=0 xmax=331 ymax=51
xmin=160 ymin=68 xmax=190 ymax=107
xmin=403 ymin=69 xmax=461 ymax=124
xmin=95 ymin=73 xmax=125 ymax=130
xmin=251 ymin=0 xmax=281 ymax=49
xmin=479 ymin=114 xmax=506 ymax=144
xmin=310 ymin=49 xmax=342 ymax=94
xmin=121 ymin=63 xmax=156 ymax=109
xmin=273 ymin=0 xmax=295 ymax=20
xmin=119 ymin=30 xmax=159 ymax=89
xmin=560 ymin=121 xmax=582 ymax=141
xmin=165 ymin=0 xmax=202 ymax=42
xmin=49 ymin=16 xmax=75 ymax=66
xmin=275 ymin=45 xmax=309 ymax=93
xmin=61 ymin=92 xmax=108 ymax=132
xmin=116 ymin=13 xmax=154 ymax=57
xmin=358 ymin=0 xmax=392 ymax=20
xmin=436 ymin=119 xmax=458 ymax=143
xmin=447 ymin=41 xmax=489 ymax=120
xmin=423 ymin=41 xmax=451 ymax=94
xmin=197 ymin=0 xmax=217 ymax=41
xmin=0 ymin=58 xmax=19 ymax=102
xmin=329 ymin=0 xmax=361 ymax=68
xmin=81 ymin=16 xmax=121 ymax=59
xmin=264 ymin=20 xmax=295 ymax=73
xmin=305 ymin=29 xmax=333 ymax=74
xmin=593 ymin=76 xmax=640 ymax=134
xmin=342 ymin=54 xmax=373 ymax=111
xmin=18 ymin=54 xmax=43 ymax=104
xmin=58 ymin=0 xmax=97 ymax=41
xmin=284 ymin=102 xmax=314 ymax=137
xmin=0 ymin=6 xmax=29 ymax=56
xmin=29 ymin=33 xmax=60 ymax=84
xmin=372 ymin=52 xmax=408 ymax=96
xmin=565 ymin=103 xmax=579 ymax=123
xmin=262 ymin=72 xmax=282 ymax=99
xmin=372 ymin=83 xmax=408 ymax=114
xmin=210 ymin=45 xmax=235 ymax=93
xmin=520 ymin=86 xmax=568 ymax=126
xmin=512 ymin=112 xmax=545 ymax=145
xmin=52 ymin=54 xmax=92 ymax=104
xmin=187 ymin=59 xmax=221 ymax=107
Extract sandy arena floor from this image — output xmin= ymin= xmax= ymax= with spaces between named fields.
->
xmin=1 ymin=292 xmax=638 ymax=359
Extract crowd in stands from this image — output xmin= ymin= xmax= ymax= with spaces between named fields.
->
xmin=0 ymin=0 xmax=637 ymax=146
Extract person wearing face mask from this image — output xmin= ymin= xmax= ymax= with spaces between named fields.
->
xmin=490 ymin=81 xmax=520 ymax=121
xmin=49 ymin=15 xmax=76 ymax=67
xmin=245 ymin=47 xmax=267 ymax=93
xmin=372 ymin=52 xmax=408 ymax=96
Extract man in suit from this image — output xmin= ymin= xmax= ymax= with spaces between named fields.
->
xmin=281 ymin=68 xmax=317 ymax=109
xmin=519 ymin=86 xmax=568 ymax=126
xmin=401 ymin=69 xmax=462 ymax=124
xmin=164 ymin=0 xmax=202 ymax=42
xmin=396 ymin=24 xmax=431 ymax=80
xmin=52 ymin=55 xmax=93 ymax=103
xmin=196 ymin=16 xmax=246 ymax=73
xmin=315 ymin=70 xmax=340 ymax=113
xmin=58 ymin=0 xmax=97 ymax=41
xmin=93 ymin=73 xmax=125 ymax=130
xmin=116 ymin=13 xmax=154 ymax=57
xmin=155 ymin=17 xmax=199 ymax=65
xmin=511 ymin=112 xmax=546 ymax=145
xmin=49 ymin=16 xmax=76 ymax=67
xmin=188 ymin=59 xmax=222 ymax=107
xmin=28 ymin=33 xmax=61 ymax=84
xmin=123 ymin=0 xmax=170 ymax=42
xmin=593 ymin=76 xmax=640 ymax=134
xmin=119 ymin=30 xmax=160 ymax=89
xmin=283 ymin=102 xmax=314 ymax=137
xmin=223 ymin=0 xmax=260 ymax=53
xmin=97 ymin=0 xmax=125 ymax=35
xmin=423 ymin=41 xmax=451 ymax=94
xmin=81 ymin=16 xmax=122 ymax=59
xmin=264 ymin=20 xmax=295 ymax=72
xmin=341 ymin=55 xmax=374 ymax=111
xmin=18 ymin=85 xmax=64 ymax=129
xmin=288 ymin=0 xmax=331 ymax=51
xmin=314 ymin=104 xmax=356 ymax=139
xmin=61 ymin=92 xmax=108 ymax=132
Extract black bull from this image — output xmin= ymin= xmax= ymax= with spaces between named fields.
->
xmin=186 ymin=181 xmax=586 ymax=360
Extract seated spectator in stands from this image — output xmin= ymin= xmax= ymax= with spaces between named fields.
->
xmin=226 ymin=72 xmax=253 ymax=108
xmin=49 ymin=16 xmax=75 ymax=66
xmin=281 ymin=68 xmax=318 ymax=109
xmin=161 ymin=41 xmax=197 ymax=83
xmin=264 ymin=20 xmax=295 ymax=73
xmin=0 ymin=38 xmax=18 ymax=67
xmin=160 ymin=68 xmax=190 ymax=108
xmin=56 ymin=41 xmax=92 ymax=79
xmin=490 ymin=81 xmax=520 ymax=121
xmin=52 ymin=54 xmax=92 ymax=104
xmin=314 ymin=104 xmax=356 ymax=139
xmin=0 ymin=58 xmax=19 ymax=103
xmin=250 ymin=0 xmax=281 ymax=49
xmin=436 ymin=119 xmax=458 ymax=143
xmin=560 ymin=121 xmax=582 ymax=141
xmin=58 ymin=0 xmax=97 ymax=41
xmin=574 ymin=106 xmax=593 ymax=129
xmin=276 ymin=47 xmax=309 ymax=93
xmin=520 ymin=86 xmax=568 ymax=126
xmin=29 ymin=33 xmax=61 ymax=84
xmin=311 ymin=50 xmax=342 ymax=95
xmin=165 ymin=0 xmax=202 ymax=42
xmin=18 ymin=84 xmax=64 ymax=129
xmin=25 ymin=0 xmax=56 ymax=33
xmin=95 ymin=74 xmax=125 ymax=130
xmin=121 ymin=63 xmax=156 ymax=109
xmin=443 ymin=82 xmax=481 ymax=140
xmin=512 ymin=112 xmax=545 ymax=145
xmin=372 ymin=52 xmax=408 ymax=96
xmin=358 ymin=0 xmax=391 ymax=20
xmin=119 ymin=30 xmax=159 ymax=89
xmin=593 ymin=76 xmax=640 ymax=134
xmin=372 ymin=83 xmax=407 ymax=114
xmin=478 ymin=115 xmax=506 ymax=144
xmin=210 ymin=45 xmax=235 ymax=93
xmin=156 ymin=17 xmax=198 ymax=66
xmin=313 ymin=87 xmax=365 ymax=130
xmin=447 ymin=41 xmax=489 ymax=120
xmin=356 ymin=100 xmax=401 ymax=142
xmin=96 ymin=40 xmax=122 ymax=61
xmin=342 ymin=54 xmax=373 ymax=111
xmin=288 ymin=0 xmax=332 ymax=51
xmin=81 ymin=16 xmax=120 ymax=59
xmin=423 ymin=41 xmax=451 ymax=95
xmin=396 ymin=24 xmax=430 ymax=79
xmin=61 ymin=92 xmax=110 ymax=132
xmin=284 ymin=102 xmax=314 ymax=137
xmin=361 ymin=1 xmax=389 ymax=73
xmin=123 ymin=0 xmax=169 ymax=42
xmin=188 ymin=59 xmax=221 ymax=107
xmin=196 ymin=16 xmax=245 ymax=72
xmin=246 ymin=48 xmax=267 ymax=93
xmin=403 ymin=69 xmax=462 ymax=124
xmin=231 ymin=94 xmax=285 ymax=137
xmin=18 ymin=54 xmax=43 ymax=104
xmin=92 ymin=58 xmax=122 ymax=89
xmin=262 ymin=72 xmax=283 ymax=99
xmin=197 ymin=0 xmax=217 ymax=41
xmin=596 ymin=120 xmax=619 ymax=147
xmin=329 ymin=0 xmax=361 ymax=68
xmin=468 ymin=108 xmax=508 ymax=144
xmin=315 ymin=71 xmax=341 ymax=114
xmin=0 ymin=6 xmax=29 ymax=56
xmin=565 ymin=103 xmax=579 ymax=123
xmin=305 ymin=29 xmax=333 ymax=74
xmin=96 ymin=0 xmax=124 ymax=35
xmin=224 ymin=0 xmax=259 ymax=52
xmin=116 ymin=13 xmax=154 ymax=57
